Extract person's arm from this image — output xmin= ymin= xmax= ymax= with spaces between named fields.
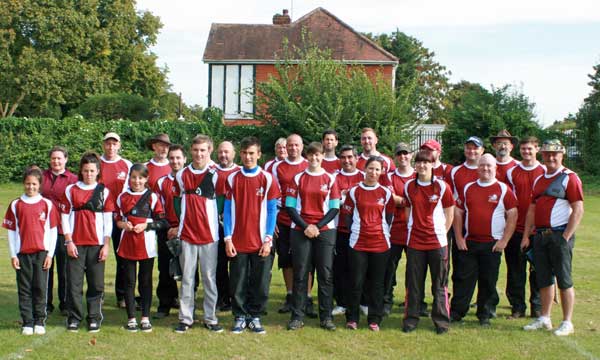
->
xmin=452 ymin=206 xmax=467 ymax=250
xmin=285 ymin=196 xmax=309 ymax=230
xmin=315 ymin=199 xmax=340 ymax=229
xmin=562 ymin=200 xmax=584 ymax=241
xmin=521 ymin=203 xmax=536 ymax=250
xmin=265 ymin=199 xmax=278 ymax=237
xmin=493 ymin=208 xmax=517 ymax=252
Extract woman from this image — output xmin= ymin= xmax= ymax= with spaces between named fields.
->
xmin=285 ymin=142 xmax=340 ymax=331
xmin=402 ymin=150 xmax=454 ymax=334
xmin=343 ymin=156 xmax=394 ymax=331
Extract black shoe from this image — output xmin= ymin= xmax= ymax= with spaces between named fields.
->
xmin=88 ymin=322 xmax=100 ymax=333
xmin=175 ymin=322 xmax=191 ymax=333
xmin=436 ymin=327 xmax=448 ymax=335
xmin=66 ymin=322 xmax=79 ymax=333
xmin=320 ymin=319 xmax=336 ymax=331
xmin=479 ymin=318 xmax=491 ymax=327
xmin=287 ymin=319 xmax=304 ymax=330
xmin=402 ymin=325 xmax=416 ymax=333
xmin=140 ymin=320 xmax=153 ymax=333
xmin=204 ymin=323 xmax=224 ymax=333
xmin=278 ymin=294 xmax=292 ymax=314
xmin=124 ymin=320 xmax=138 ymax=332
xmin=153 ymin=311 xmax=169 ymax=319
xmin=305 ymin=297 xmax=317 ymax=319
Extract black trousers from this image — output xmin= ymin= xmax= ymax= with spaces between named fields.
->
xmin=16 ymin=251 xmax=49 ymax=327
xmin=504 ymin=232 xmax=541 ymax=313
xmin=333 ymin=231 xmax=351 ymax=308
xmin=290 ymin=229 xmax=336 ymax=321
xmin=66 ymin=245 xmax=105 ymax=325
xmin=451 ymin=241 xmax=501 ymax=320
xmin=47 ymin=234 xmax=67 ymax=311
xmin=347 ymin=248 xmax=390 ymax=325
xmin=229 ymin=251 xmax=274 ymax=318
xmin=404 ymin=246 xmax=449 ymax=330
xmin=124 ymin=258 xmax=154 ymax=319
xmin=111 ymin=223 xmax=126 ymax=301
xmin=216 ymin=224 xmax=231 ymax=307
xmin=156 ymin=229 xmax=178 ymax=313
xmin=383 ymin=244 xmax=405 ymax=308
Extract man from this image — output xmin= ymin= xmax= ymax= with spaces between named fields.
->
xmin=174 ymin=135 xmax=223 ymax=333
xmin=420 ymin=139 xmax=453 ymax=182
xmin=264 ymin=138 xmax=287 ymax=173
xmin=214 ymin=141 xmax=241 ymax=312
xmin=42 ymin=146 xmax=78 ymax=315
xmin=146 ymin=134 xmax=172 ymax=191
xmin=450 ymin=136 xmax=485 ymax=200
xmin=522 ymin=139 xmax=584 ymax=336
xmin=223 ymin=136 xmax=279 ymax=334
xmin=332 ymin=145 xmax=364 ymax=316
xmin=99 ymin=132 xmax=132 ymax=309
xmin=322 ymin=129 xmax=341 ymax=174
xmin=450 ymin=154 xmax=518 ymax=326
xmin=154 ymin=144 xmax=187 ymax=319
xmin=271 ymin=134 xmax=309 ymax=314
xmin=356 ymin=128 xmax=395 ymax=173
xmin=490 ymin=130 xmax=519 ymax=183
xmin=504 ymin=137 xmax=545 ymax=319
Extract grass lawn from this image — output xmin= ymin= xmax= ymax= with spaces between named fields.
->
xmin=0 ymin=182 xmax=599 ymax=359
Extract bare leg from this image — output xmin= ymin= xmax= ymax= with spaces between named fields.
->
xmin=559 ymin=287 xmax=574 ymax=322
xmin=540 ymin=286 xmax=554 ymax=317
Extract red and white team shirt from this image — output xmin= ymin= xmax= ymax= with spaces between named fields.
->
xmin=334 ymin=169 xmax=364 ymax=233
xmin=176 ymin=164 xmax=219 ymax=245
xmin=100 ymin=156 xmax=132 ymax=205
xmin=157 ymin=174 xmax=181 ymax=228
xmin=496 ymin=158 xmax=519 ymax=184
xmin=322 ymin=156 xmax=341 ymax=174
xmin=531 ymin=167 xmax=584 ymax=228
xmin=342 ymin=182 xmax=394 ymax=252
xmin=264 ymin=158 xmax=281 ymax=173
xmin=506 ymin=162 xmax=545 ymax=233
xmin=272 ymin=158 xmax=308 ymax=226
xmin=116 ymin=189 xmax=165 ymax=260
xmin=226 ymin=168 xmax=280 ymax=253
xmin=460 ymin=180 xmax=518 ymax=242
xmin=387 ymin=169 xmax=416 ymax=246
xmin=433 ymin=163 xmax=453 ymax=183
xmin=450 ymin=163 xmax=479 ymax=202
xmin=405 ymin=178 xmax=454 ymax=250
xmin=146 ymin=159 xmax=171 ymax=192
xmin=215 ymin=164 xmax=241 ymax=197
xmin=287 ymin=170 xmax=340 ymax=231
xmin=60 ymin=182 xmax=115 ymax=246
xmin=3 ymin=194 xmax=59 ymax=257
xmin=356 ymin=152 xmax=396 ymax=173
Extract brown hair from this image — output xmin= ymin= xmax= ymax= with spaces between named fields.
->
xmin=305 ymin=142 xmax=324 ymax=156
xmin=23 ymin=165 xmax=43 ymax=184
xmin=78 ymin=152 xmax=102 ymax=181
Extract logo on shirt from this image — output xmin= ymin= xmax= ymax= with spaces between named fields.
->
xmin=256 ymin=187 xmax=265 ymax=197
xmin=39 ymin=211 xmax=46 ymax=221
xmin=117 ymin=171 xmax=127 ymax=180
xmin=3 ymin=219 xmax=13 ymax=227
xmin=377 ymin=197 xmax=385 ymax=205
xmin=320 ymin=184 xmax=329 ymax=193
xmin=429 ymin=194 xmax=439 ymax=203
xmin=172 ymin=186 xmax=177 ymax=193
xmin=488 ymin=194 xmax=499 ymax=203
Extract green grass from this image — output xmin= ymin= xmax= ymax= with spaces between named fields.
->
xmin=0 ymin=183 xmax=599 ymax=359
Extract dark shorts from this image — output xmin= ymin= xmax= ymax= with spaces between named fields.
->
xmin=534 ymin=229 xmax=575 ymax=289
xmin=275 ymin=223 xmax=292 ymax=269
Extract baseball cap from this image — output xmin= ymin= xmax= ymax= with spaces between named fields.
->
xmin=103 ymin=132 xmax=121 ymax=142
xmin=465 ymin=136 xmax=483 ymax=148
xmin=394 ymin=142 xmax=411 ymax=154
xmin=420 ymin=139 xmax=441 ymax=152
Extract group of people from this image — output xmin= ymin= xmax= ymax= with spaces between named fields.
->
xmin=4 ymin=127 xmax=583 ymax=337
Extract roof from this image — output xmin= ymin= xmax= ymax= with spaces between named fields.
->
xmin=203 ymin=7 xmax=398 ymax=65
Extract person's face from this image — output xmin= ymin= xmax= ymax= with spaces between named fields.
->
xmin=478 ymin=157 xmax=496 ymax=182
xmin=415 ymin=160 xmax=433 ymax=178
xmin=395 ymin=151 xmax=412 ymax=168
xmin=49 ymin=151 xmax=67 ymax=173
xmin=81 ymin=163 xmax=99 ymax=185
xmin=519 ymin=142 xmax=539 ymax=162
xmin=339 ymin=150 xmax=357 ymax=172
xmin=360 ymin=131 xmax=378 ymax=153
xmin=286 ymin=136 xmax=303 ymax=160
xmin=190 ymin=142 xmax=212 ymax=168
xmin=306 ymin=151 xmax=324 ymax=170
xmin=322 ymin=134 xmax=338 ymax=152
xmin=240 ymin=145 xmax=261 ymax=169
xmin=275 ymin=143 xmax=287 ymax=160
xmin=129 ymin=170 xmax=148 ymax=192
xmin=152 ymin=142 xmax=169 ymax=161
xmin=217 ymin=143 xmax=235 ymax=167
xmin=24 ymin=175 xmax=41 ymax=197
xmin=168 ymin=149 xmax=186 ymax=172
xmin=364 ymin=160 xmax=382 ymax=183
xmin=542 ymin=151 xmax=563 ymax=173
xmin=103 ymin=139 xmax=121 ymax=159
xmin=464 ymin=143 xmax=483 ymax=162
xmin=493 ymin=139 xmax=514 ymax=158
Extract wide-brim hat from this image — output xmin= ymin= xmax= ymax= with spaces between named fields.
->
xmin=540 ymin=139 xmax=566 ymax=153
xmin=490 ymin=129 xmax=518 ymax=145
xmin=146 ymin=133 xmax=171 ymax=150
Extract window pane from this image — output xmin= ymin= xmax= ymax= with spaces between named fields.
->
xmin=240 ymin=65 xmax=254 ymax=115
xmin=225 ymin=65 xmax=239 ymax=115
xmin=210 ymin=65 xmax=224 ymax=110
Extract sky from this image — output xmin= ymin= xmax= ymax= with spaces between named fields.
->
xmin=135 ymin=0 xmax=600 ymax=127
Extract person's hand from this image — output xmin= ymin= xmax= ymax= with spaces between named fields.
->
xmin=11 ymin=257 xmax=20 ymax=270
xmin=304 ymin=224 xmax=319 ymax=238
xmin=492 ymin=239 xmax=508 ymax=252
xmin=66 ymin=242 xmax=78 ymax=258
xmin=167 ymin=227 xmax=178 ymax=239
xmin=455 ymin=236 xmax=468 ymax=251
xmin=274 ymin=224 xmax=280 ymax=237
xmin=259 ymin=238 xmax=273 ymax=257
xmin=520 ymin=236 xmax=530 ymax=251
xmin=43 ymin=256 xmax=53 ymax=270
xmin=225 ymin=240 xmax=237 ymax=258
xmin=98 ymin=244 xmax=109 ymax=262
xmin=133 ymin=223 xmax=147 ymax=233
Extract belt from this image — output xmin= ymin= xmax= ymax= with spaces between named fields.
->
xmin=537 ymin=225 xmax=567 ymax=235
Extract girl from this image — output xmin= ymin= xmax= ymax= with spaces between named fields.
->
xmin=4 ymin=166 xmax=59 ymax=335
xmin=343 ymin=156 xmax=394 ymax=331
xmin=402 ymin=150 xmax=454 ymax=334
xmin=61 ymin=152 xmax=114 ymax=333
xmin=116 ymin=163 xmax=168 ymax=332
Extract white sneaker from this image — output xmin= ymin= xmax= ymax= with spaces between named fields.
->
xmin=332 ymin=306 xmax=346 ymax=316
xmin=360 ymin=305 xmax=369 ymax=316
xmin=22 ymin=327 xmax=34 ymax=335
xmin=553 ymin=321 xmax=574 ymax=336
xmin=34 ymin=325 xmax=46 ymax=335
xmin=524 ymin=317 xmax=552 ymax=331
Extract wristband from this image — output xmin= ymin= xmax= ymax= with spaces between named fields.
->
xmin=224 ymin=236 xmax=233 ymax=243
xmin=64 ymin=240 xmax=73 ymax=246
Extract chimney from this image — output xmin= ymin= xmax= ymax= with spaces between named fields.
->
xmin=273 ymin=9 xmax=291 ymax=25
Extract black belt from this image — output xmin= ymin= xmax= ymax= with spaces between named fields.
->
xmin=537 ymin=225 xmax=567 ymax=235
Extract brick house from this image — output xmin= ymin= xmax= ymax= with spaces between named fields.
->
xmin=202 ymin=7 xmax=399 ymax=125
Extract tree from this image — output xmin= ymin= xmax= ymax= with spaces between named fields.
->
xmin=367 ymin=30 xmax=452 ymax=124
xmin=253 ymin=37 xmax=418 ymax=152
xmin=0 ymin=0 xmax=168 ymax=118
xmin=575 ymin=63 xmax=600 ymax=174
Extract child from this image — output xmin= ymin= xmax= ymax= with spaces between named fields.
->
xmin=61 ymin=152 xmax=114 ymax=333
xmin=3 ymin=166 xmax=59 ymax=335
xmin=116 ymin=163 xmax=168 ymax=332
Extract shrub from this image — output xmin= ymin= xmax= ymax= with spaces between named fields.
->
xmin=74 ymin=93 xmax=154 ymax=121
